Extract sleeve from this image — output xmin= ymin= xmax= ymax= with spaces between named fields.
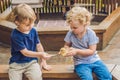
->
xmin=11 ymin=35 xmax=25 ymax=51
xmin=88 ymin=29 xmax=99 ymax=46
xmin=64 ymin=31 xmax=72 ymax=43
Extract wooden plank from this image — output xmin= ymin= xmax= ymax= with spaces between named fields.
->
xmin=36 ymin=20 xmax=103 ymax=34
xmin=0 ymin=65 xmax=8 ymax=78
xmin=0 ymin=64 xmax=117 ymax=80
xmin=106 ymin=64 xmax=116 ymax=72
xmin=12 ymin=0 xmax=43 ymax=8
xmin=36 ymin=20 xmax=70 ymax=34
xmin=12 ymin=0 xmax=43 ymax=4
xmin=111 ymin=65 xmax=120 ymax=80
xmin=42 ymin=65 xmax=78 ymax=78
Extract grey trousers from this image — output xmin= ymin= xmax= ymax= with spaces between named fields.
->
xmin=9 ymin=60 xmax=42 ymax=80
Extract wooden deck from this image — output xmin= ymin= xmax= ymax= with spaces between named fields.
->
xmin=0 ymin=6 xmax=120 ymax=51
xmin=36 ymin=7 xmax=120 ymax=51
xmin=0 ymin=64 xmax=119 ymax=80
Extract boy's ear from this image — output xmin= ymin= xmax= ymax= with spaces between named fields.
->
xmin=15 ymin=21 xmax=20 ymax=26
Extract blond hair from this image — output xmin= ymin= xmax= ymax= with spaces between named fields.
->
xmin=6 ymin=4 xmax=36 ymax=23
xmin=66 ymin=7 xmax=92 ymax=25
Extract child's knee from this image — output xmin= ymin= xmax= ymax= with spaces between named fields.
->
xmin=104 ymin=74 xmax=112 ymax=80
xmin=97 ymin=73 xmax=112 ymax=80
xmin=76 ymin=71 xmax=93 ymax=80
xmin=78 ymin=74 xmax=93 ymax=80
xmin=29 ymin=75 xmax=42 ymax=80
xmin=26 ymin=70 xmax=42 ymax=80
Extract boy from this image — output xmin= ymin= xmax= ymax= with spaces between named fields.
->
xmin=6 ymin=4 xmax=52 ymax=80
xmin=62 ymin=7 xmax=112 ymax=80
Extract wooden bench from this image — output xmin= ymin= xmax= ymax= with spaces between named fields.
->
xmin=0 ymin=64 xmax=118 ymax=80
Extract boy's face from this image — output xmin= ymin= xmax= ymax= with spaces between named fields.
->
xmin=69 ymin=20 xmax=85 ymax=35
xmin=16 ymin=19 xmax=34 ymax=32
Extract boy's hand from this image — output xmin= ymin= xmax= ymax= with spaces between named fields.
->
xmin=65 ymin=47 xmax=77 ymax=56
xmin=42 ymin=64 xmax=52 ymax=71
xmin=40 ymin=61 xmax=52 ymax=71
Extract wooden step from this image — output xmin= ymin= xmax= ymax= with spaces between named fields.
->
xmin=0 ymin=64 xmax=118 ymax=80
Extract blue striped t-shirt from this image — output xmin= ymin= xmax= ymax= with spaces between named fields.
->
xmin=64 ymin=27 xmax=100 ymax=65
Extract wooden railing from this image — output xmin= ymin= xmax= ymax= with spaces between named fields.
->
xmin=40 ymin=0 xmax=120 ymax=15
xmin=0 ymin=0 xmax=11 ymax=13
xmin=0 ymin=0 xmax=120 ymax=16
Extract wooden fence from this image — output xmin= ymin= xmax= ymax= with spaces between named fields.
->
xmin=0 ymin=0 xmax=120 ymax=16
xmin=41 ymin=0 xmax=120 ymax=15
xmin=0 ymin=0 xmax=11 ymax=13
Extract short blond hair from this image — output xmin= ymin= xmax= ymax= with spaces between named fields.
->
xmin=6 ymin=4 xmax=36 ymax=23
xmin=66 ymin=7 xmax=92 ymax=25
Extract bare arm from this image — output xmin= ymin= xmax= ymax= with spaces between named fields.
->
xmin=36 ymin=43 xmax=44 ymax=52
xmin=20 ymin=43 xmax=51 ymax=60
xmin=36 ymin=43 xmax=52 ymax=71
xmin=20 ymin=48 xmax=44 ymax=58
xmin=67 ymin=44 xmax=97 ymax=57
xmin=75 ymin=44 xmax=97 ymax=57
